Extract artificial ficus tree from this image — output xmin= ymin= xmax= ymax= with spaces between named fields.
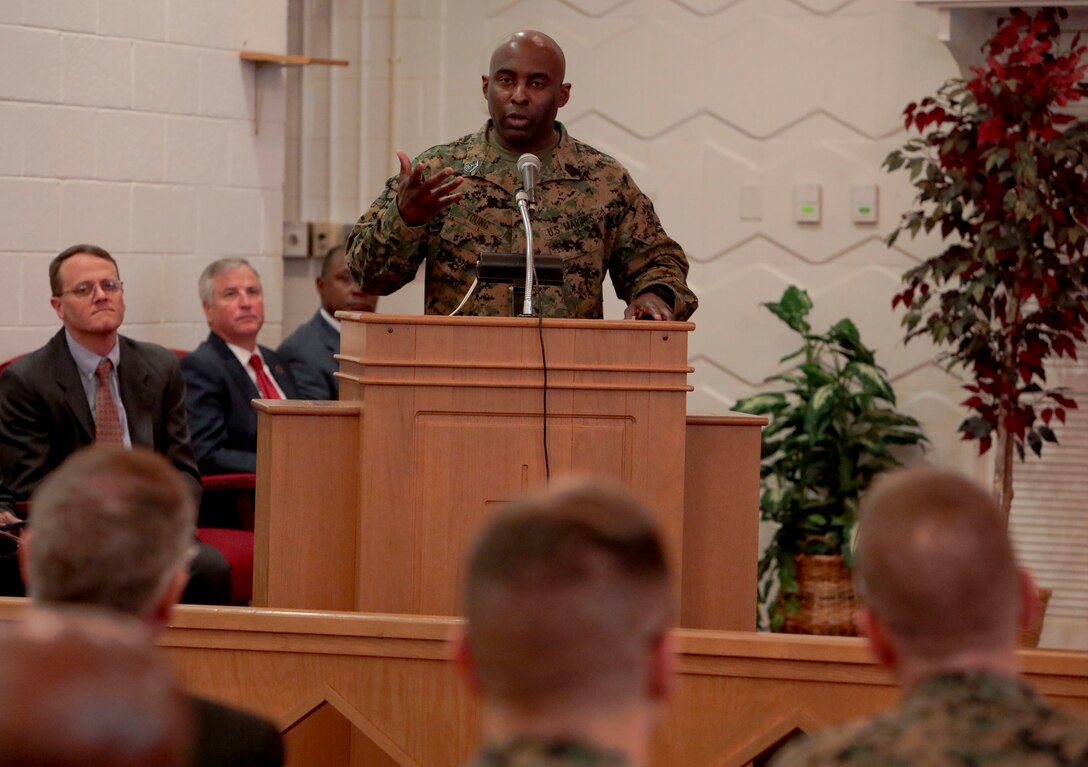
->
xmin=884 ymin=7 xmax=1088 ymax=520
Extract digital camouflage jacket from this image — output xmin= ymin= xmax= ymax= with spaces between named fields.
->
xmin=467 ymin=738 xmax=630 ymax=767
xmin=347 ymin=122 xmax=697 ymax=320
xmin=771 ymin=671 xmax=1088 ymax=767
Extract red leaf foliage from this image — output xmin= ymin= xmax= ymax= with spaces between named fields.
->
xmin=885 ymin=7 xmax=1088 ymax=463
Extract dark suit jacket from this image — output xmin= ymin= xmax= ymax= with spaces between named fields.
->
xmin=0 ymin=329 xmax=200 ymax=502
xmin=181 ymin=333 xmax=297 ymax=475
xmin=190 ymin=695 xmax=284 ymax=767
xmin=277 ymin=311 xmax=340 ymax=400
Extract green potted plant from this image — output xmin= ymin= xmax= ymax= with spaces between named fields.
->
xmin=884 ymin=7 xmax=1088 ymax=522
xmin=734 ymin=286 xmax=927 ymax=633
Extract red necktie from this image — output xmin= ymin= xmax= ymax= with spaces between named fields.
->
xmin=94 ymin=359 xmax=124 ymax=445
xmin=249 ymin=355 xmax=282 ymax=400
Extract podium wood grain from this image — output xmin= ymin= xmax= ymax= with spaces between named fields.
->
xmin=254 ymin=314 xmax=765 ymax=628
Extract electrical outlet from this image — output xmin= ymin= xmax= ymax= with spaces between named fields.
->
xmin=309 ymin=222 xmax=342 ymax=257
xmin=282 ymin=221 xmax=308 ymax=258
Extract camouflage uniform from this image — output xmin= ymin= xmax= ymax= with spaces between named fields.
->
xmin=772 ymin=672 xmax=1088 ymax=767
xmin=347 ymin=121 xmax=697 ymax=320
xmin=467 ymin=738 xmax=629 ymax=767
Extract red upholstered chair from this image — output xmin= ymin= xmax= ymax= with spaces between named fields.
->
xmin=196 ymin=472 xmax=256 ymax=605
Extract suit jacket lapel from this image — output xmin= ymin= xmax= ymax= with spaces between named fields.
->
xmin=49 ymin=331 xmax=95 ymax=443
xmin=317 ymin=314 xmax=339 ymax=356
xmin=118 ymin=339 xmax=154 ymax=448
xmin=209 ymin=332 xmax=260 ymax=398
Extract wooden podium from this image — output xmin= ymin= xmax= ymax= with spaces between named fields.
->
xmin=254 ymin=314 xmax=764 ymax=629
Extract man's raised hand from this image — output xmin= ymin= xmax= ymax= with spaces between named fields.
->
xmin=395 ymin=151 xmax=465 ymax=226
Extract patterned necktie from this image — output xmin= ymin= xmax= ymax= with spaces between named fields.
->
xmin=94 ymin=359 xmax=124 ymax=445
xmin=249 ymin=354 xmax=282 ymax=399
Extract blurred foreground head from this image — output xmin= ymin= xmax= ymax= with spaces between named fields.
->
xmin=0 ymin=608 xmax=190 ymax=767
xmin=461 ymin=479 xmax=673 ymax=715
xmin=855 ymin=466 xmax=1031 ymax=674
xmin=26 ymin=446 xmax=196 ymax=623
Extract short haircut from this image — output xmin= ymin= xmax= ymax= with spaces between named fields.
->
xmin=28 ymin=446 xmax=197 ymax=617
xmin=0 ymin=607 xmax=190 ymax=767
xmin=855 ymin=466 xmax=1020 ymax=660
xmin=464 ymin=481 xmax=672 ymax=709
xmin=198 ymin=257 xmax=257 ymax=304
xmin=321 ymin=242 xmax=346 ymax=279
xmin=49 ymin=244 xmax=117 ymax=296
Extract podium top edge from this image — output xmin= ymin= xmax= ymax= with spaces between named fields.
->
xmin=252 ymin=400 xmax=363 ymax=415
xmin=335 ymin=311 xmax=695 ymax=332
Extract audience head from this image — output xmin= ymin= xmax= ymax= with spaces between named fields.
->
xmin=483 ymin=30 xmax=570 ymax=153
xmin=48 ymin=244 xmax=125 ymax=351
xmin=25 ymin=446 xmax=196 ymax=626
xmin=199 ymin=258 xmax=265 ymax=351
xmin=318 ymin=244 xmax=377 ymax=315
xmin=855 ymin=466 xmax=1032 ymax=677
xmin=0 ymin=607 xmax=190 ymax=767
xmin=460 ymin=479 xmax=673 ymax=718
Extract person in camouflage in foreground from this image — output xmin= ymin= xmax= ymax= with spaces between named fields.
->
xmin=454 ymin=480 xmax=675 ymax=767
xmin=773 ymin=467 xmax=1088 ymax=767
xmin=347 ymin=30 xmax=697 ymax=321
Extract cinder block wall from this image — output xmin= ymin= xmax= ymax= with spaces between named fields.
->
xmin=0 ymin=0 xmax=288 ymax=360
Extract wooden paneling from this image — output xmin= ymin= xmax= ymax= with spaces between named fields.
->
xmin=4 ymin=601 xmax=1084 ymax=767
xmin=254 ymin=401 xmax=362 ymax=610
xmin=253 ymin=401 xmax=764 ymax=629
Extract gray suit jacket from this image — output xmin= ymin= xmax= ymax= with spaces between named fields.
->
xmin=0 ymin=329 xmax=200 ymax=502
xmin=277 ymin=311 xmax=340 ymax=400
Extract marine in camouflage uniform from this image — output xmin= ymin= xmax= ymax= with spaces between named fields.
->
xmin=771 ymin=466 xmax=1088 ymax=767
xmin=347 ymin=120 xmax=697 ymax=320
xmin=468 ymin=739 xmax=629 ymax=767
xmin=772 ymin=671 xmax=1088 ymax=767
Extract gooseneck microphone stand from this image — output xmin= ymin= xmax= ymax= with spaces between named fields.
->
xmin=516 ymin=190 xmax=536 ymax=317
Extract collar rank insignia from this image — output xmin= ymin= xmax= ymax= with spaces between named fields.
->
xmin=464 ymin=159 xmax=480 ymax=175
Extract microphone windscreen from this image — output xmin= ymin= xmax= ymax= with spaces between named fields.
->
xmin=517 ymin=153 xmax=541 ymax=173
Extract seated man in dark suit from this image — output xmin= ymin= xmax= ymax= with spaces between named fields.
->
xmin=21 ymin=445 xmax=285 ymax=767
xmin=0 ymin=243 xmax=229 ymax=604
xmin=0 ymin=607 xmax=191 ymax=767
xmin=182 ymin=258 xmax=297 ymax=476
xmin=278 ymin=243 xmax=378 ymax=400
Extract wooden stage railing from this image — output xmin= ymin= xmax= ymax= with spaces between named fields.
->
xmin=3 ymin=600 xmax=1087 ymax=767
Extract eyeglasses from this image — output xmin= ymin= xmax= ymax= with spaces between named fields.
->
xmin=59 ymin=279 xmax=124 ymax=299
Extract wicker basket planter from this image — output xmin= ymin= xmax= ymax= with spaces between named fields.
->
xmin=779 ymin=553 xmax=858 ymax=636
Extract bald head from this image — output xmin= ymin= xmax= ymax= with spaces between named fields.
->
xmin=856 ymin=467 xmax=1021 ymax=661
xmin=489 ymin=30 xmax=566 ymax=81
xmin=463 ymin=480 xmax=672 ymax=712
xmin=0 ymin=608 xmax=190 ymax=767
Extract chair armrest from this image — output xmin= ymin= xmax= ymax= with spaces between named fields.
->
xmin=200 ymin=473 xmax=256 ymax=491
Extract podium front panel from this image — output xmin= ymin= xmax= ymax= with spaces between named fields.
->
xmin=338 ymin=315 xmax=692 ymax=617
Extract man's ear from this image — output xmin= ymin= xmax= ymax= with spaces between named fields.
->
xmin=148 ymin=567 xmax=189 ymax=629
xmin=856 ymin=607 xmax=897 ymax=671
xmin=452 ymin=627 xmax=482 ymax=695
xmin=481 ymin=75 xmax=490 ymax=98
xmin=50 ymin=296 xmax=63 ymax=322
xmin=558 ymin=83 xmax=571 ymax=109
xmin=647 ymin=630 xmax=676 ymax=702
xmin=1017 ymin=567 xmax=1040 ymax=632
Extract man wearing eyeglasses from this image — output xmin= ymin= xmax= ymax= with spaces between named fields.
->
xmin=0 ymin=243 xmax=230 ymax=605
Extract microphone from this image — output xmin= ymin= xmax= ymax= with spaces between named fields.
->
xmin=517 ymin=153 xmax=541 ymax=204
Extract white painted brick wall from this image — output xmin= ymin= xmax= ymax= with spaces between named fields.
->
xmin=0 ymin=1 xmax=288 ymax=356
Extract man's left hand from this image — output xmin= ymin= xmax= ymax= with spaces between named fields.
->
xmin=624 ymin=292 xmax=675 ymax=321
